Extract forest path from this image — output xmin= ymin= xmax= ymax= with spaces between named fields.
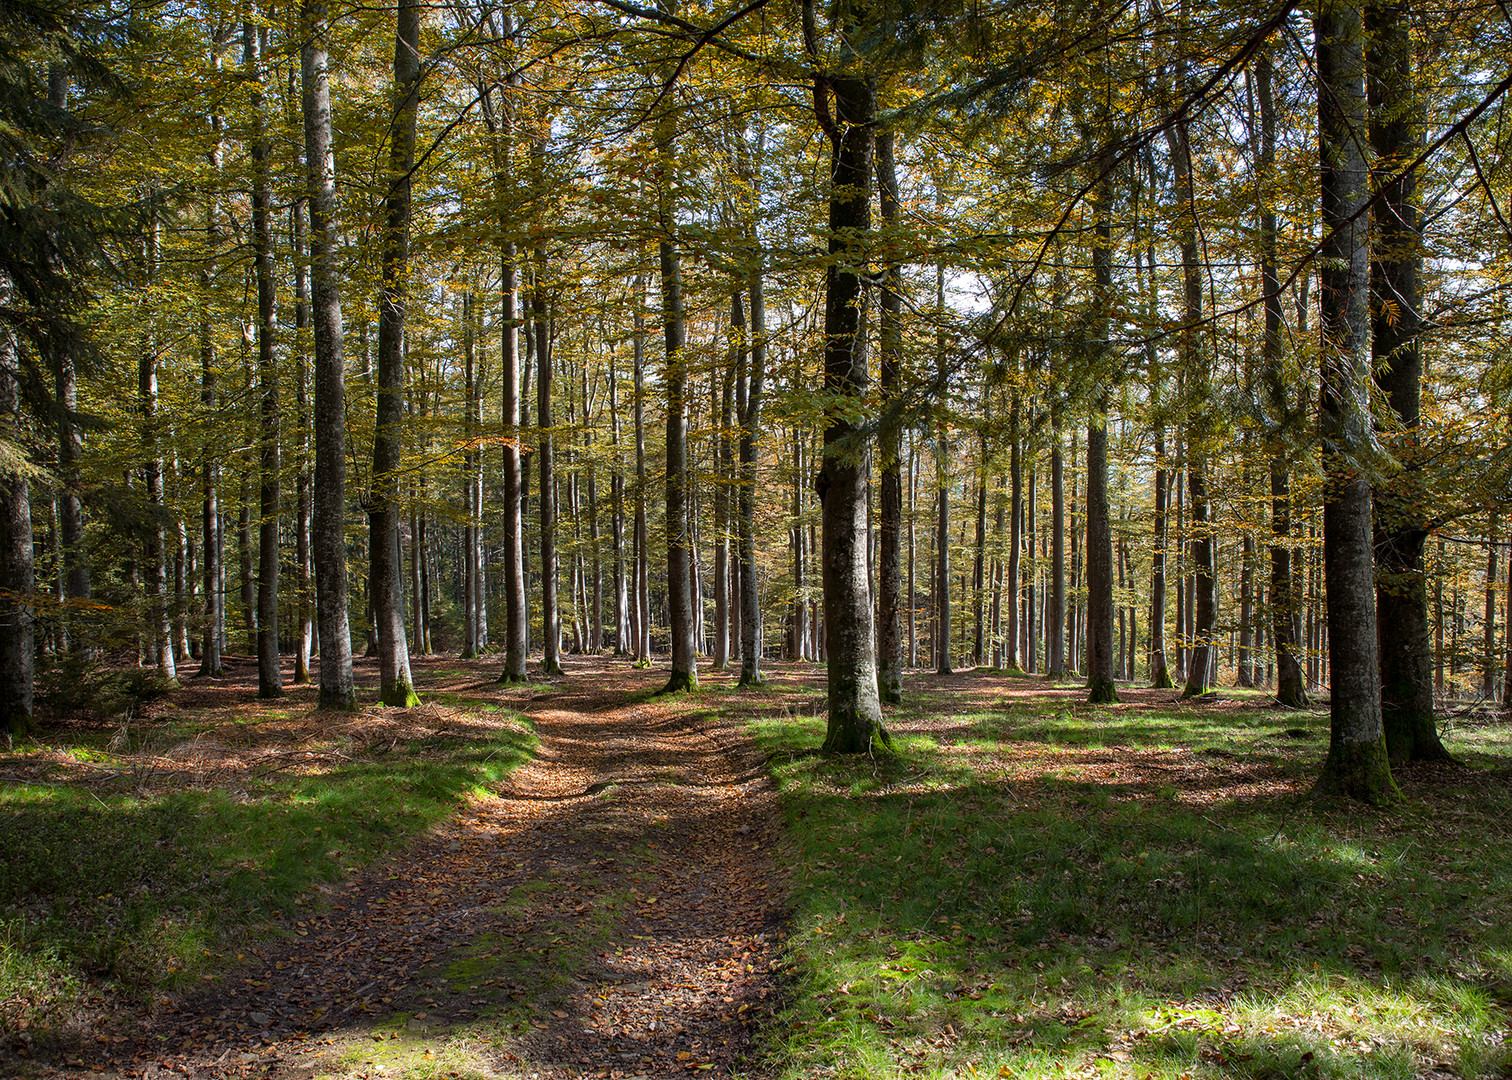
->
xmin=117 ymin=659 xmax=788 ymax=1080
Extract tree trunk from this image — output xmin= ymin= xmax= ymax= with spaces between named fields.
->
xmin=1007 ymin=400 xmax=1021 ymax=671
xmin=1314 ymin=0 xmax=1396 ymax=800
xmin=658 ymin=93 xmax=697 ymax=693
xmin=241 ymin=19 xmax=278 ymax=697
xmin=738 ymin=250 xmax=767 ymax=686
xmin=609 ymin=346 xmax=628 ymax=655
xmin=817 ymin=69 xmax=888 ymax=753
xmin=1048 ymin=421 xmax=1066 ymax=678
xmin=1484 ymin=522 xmax=1498 ymax=700
xmin=0 ymin=276 xmax=34 ymax=741
xmin=1367 ymin=0 xmax=1451 ymax=756
xmin=934 ymin=267 xmax=952 ymax=676
xmin=633 ymin=272 xmax=651 ymax=663
xmin=300 ymin=0 xmax=356 ymax=707
xmin=876 ymin=127 xmax=904 ymax=702
xmin=140 ymin=201 xmax=177 ymax=684
xmin=292 ymin=197 xmax=313 ymax=685
xmin=973 ymin=441 xmax=988 ymax=668
xmin=1085 ymin=173 xmax=1118 ymax=705
xmin=370 ymin=0 xmax=420 ymax=707
xmin=198 ymin=89 xmax=224 ymax=677
xmin=713 ymin=315 xmax=733 ymax=671
xmin=535 ymin=231 xmax=563 ymax=677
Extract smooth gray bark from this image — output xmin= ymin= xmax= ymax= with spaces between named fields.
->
xmin=1085 ymin=175 xmax=1118 ymax=705
xmin=876 ymin=127 xmax=904 ymax=702
xmin=1314 ymin=0 xmax=1396 ymax=800
xmin=816 ymin=70 xmax=888 ymax=754
xmin=370 ymin=0 xmax=420 ymax=707
xmin=300 ymin=0 xmax=356 ymax=708
xmin=245 ymin=18 xmax=278 ymax=698
xmin=1367 ymin=0 xmax=1450 ymax=758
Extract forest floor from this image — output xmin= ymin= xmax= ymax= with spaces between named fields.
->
xmin=3 ymin=655 xmax=1512 ymax=1080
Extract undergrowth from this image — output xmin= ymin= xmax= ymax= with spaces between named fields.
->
xmin=0 ymin=706 xmax=535 ymax=1050
xmin=750 ymin=693 xmax=1512 ymax=1080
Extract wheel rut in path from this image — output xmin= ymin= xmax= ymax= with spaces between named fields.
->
xmin=101 ymin=663 xmax=789 ymax=1080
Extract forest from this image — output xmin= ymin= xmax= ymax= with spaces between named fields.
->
xmin=1 ymin=0 xmax=1511 ymax=1076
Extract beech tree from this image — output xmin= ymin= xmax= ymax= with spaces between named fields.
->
xmin=1312 ymin=0 xmax=1396 ymax=801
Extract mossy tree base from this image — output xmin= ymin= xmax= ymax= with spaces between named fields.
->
xmin=821 ymin=710 xmax=893 ymax=755
xmin=5 ymin=712 xmax=33 ymax=746
xmin=737 ymin=667 xmax=765 ymax=688
xmin=318 ymin=688 xmax=360 ymax=711
xmin=1180 ymin=680 xmax=1212 ymax=700
xmin=1384 ymin=710 xmax=1457 ymax=765
xmin=198 ymin=662 xmax=224 ymax=679
xmin=497 ymin=671 xmax=529 ymax=686
xmin=659 ymin=669 xmax=697 ymax=695
xmin=1087 ymin=678 xmax=1120 ymax=705
xmin=542 ymin=659 xmax=565 ymax=678
xmin=1313 ymin=735 xmax=1400 ymax=804
xmin=381 ymin=681 xmax=421 ymax=708
xmin=1275 ymin=686 xmax=1309 ymax=709
xmin=1149 ymin=666 xmax=1175 ymax=690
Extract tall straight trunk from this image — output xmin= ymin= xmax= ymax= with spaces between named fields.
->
xmin=1173 ymin=468 xmax=1186 ymax=679
xmin=817 ymin=67 xmax=887 ymax=753
xmin=713 ymin=315 xmax=734 ymax=671
xmin=1117 ymin=522 xmax=1128 ymax=679
xmin=1314 ymin=0 xmax=1396 ymax=800
xmin=48 ymin=55 xmax=85 ymax=630
xmin=535 ymin=232 xmax=563 ymax=676
xmin=934 ymin=267 xmax=952 ymax=676
xmin=198 ymin=81 xmax=224 ymax=677
xmin=0 ymin=277 xmax=34 ymax=740
xmin=1146 ymin=247 xmax=1173 ymax=688
xmin=991 ymin=474 xmax=1006 ymax=667
xmin=908 ymin=435 xmax=917 ymax=668
xmin=1048 ymin=422 xmax=1066 ymax=678
xmin=633 ymin=273 xmax=650 ymax=662
xmin=876 ymin=127 xmax=904 ymax=701
xmin=587 ymin=426 xmax=602 ymax=653
xmin=1256 ymin=46 xmax=1307 ymax=706
xmin=239 ymin=468 xmax=254 ymax=652
xmin=293 ymin=198 xmax=313 ymax=684
xmin=1167 ymin=106 xmax=1215 ymax=698
xmin=462 ymin=292 xmax=480 ymax=658
xmin=792 ymin=431 xmax=808 ymax=660
xmin=1007 ymin=399 xmax=1022 ymax=671
xmin=1484 ymin=522 xmax=1498 ymax=699
xmin=609 ymin=347 xmax=628 ymax=655
xmin=1367 ymin=0 xmax=1449 ymax=756
xmin=737 ymin=249 xmax=767 ymax=685
xmin=244 ymin=19 xmax=278 ymax=697
xmin=1086 ymin=170 xmax=1119 ymax=704
xmin=300 ymin=0 xmax=355 ymax=707
xmin=657 ymin=88 xmax=697 ymax=693
xmin=476 ymin=53 xmax=527 ymax=681
xmin=1238 ymin=521 xmax=1256 ymax=686
xmin=1504 ymin=545 xmax=1512 ymax=708
xmin=1069 ymin=440 xmax=1081 ymax=673
xmin=1024 ymin=467 xmax=1037 ymax=673
xmin=140 ymin=203 xmax=177 ymax=683
xmin=370 ymin=0 xmax=420 ymax=707
xmin=973 ymin=441 xmax=988 ymax=668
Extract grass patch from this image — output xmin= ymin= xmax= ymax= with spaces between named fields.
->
xmin=750 ymin=693 xmax=1512 ymax=1080
xmin=0 ymin=701 xmax=535 ymax=1047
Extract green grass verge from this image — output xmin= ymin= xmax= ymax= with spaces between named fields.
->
xmin=751 ymin=702 xmax=1512 ymax=1080
xmin=0 ymin=713 xmax=535 ymax=1042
